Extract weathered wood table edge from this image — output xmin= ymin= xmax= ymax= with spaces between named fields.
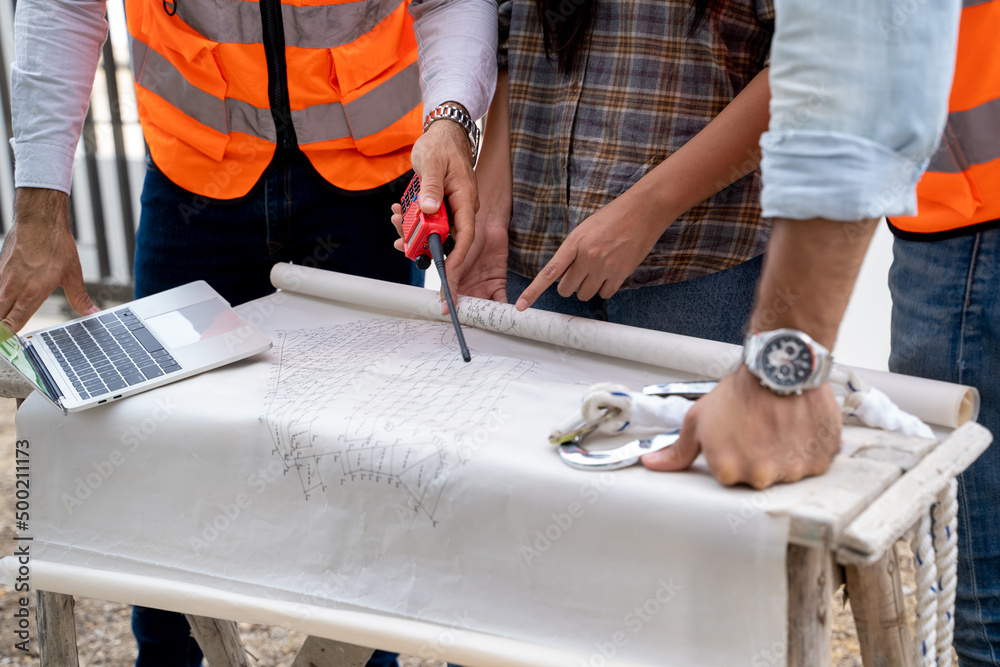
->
xmin=2 ymin=366 xmax=991 ymax=666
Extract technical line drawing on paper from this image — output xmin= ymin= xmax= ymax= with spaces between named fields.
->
xmin=260 ymin=319 xmax=534 ymax=523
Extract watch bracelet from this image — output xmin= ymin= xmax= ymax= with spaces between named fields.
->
xmin=423 ymin=103 xmax=480 ymax=164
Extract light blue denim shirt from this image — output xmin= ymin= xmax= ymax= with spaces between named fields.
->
xmin=760 ymin=0 xmax=962 ymax=221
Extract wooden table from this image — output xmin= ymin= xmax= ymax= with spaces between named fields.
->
xmin=2 ymin=365 xmax=990 ymax=667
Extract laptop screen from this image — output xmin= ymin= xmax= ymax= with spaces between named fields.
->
xmin=0 ymin=319 xmax=62 ymax=406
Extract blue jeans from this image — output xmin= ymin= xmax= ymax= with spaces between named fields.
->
xmin=761 ymin=0 xmax=961 ymax=221
xmin=135 ymin=152 xmax=421 ymax=306
xmin=889 ymin=229 xmax=1000 ymax=666
xmin=506 ymin=254 xmax=763 ymax=345
xmin=133 ymin=150 xmax=418 ymax=667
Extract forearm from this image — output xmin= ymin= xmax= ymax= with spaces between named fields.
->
xmin=12 ymin=0 xmax=107 ymax=193
xmin=14 ymin=188 xmax=71 ymax=226
xmin=750 ymin=217 xmax=875 ymax=348
xmin=474 ymin=69 xmax=512 ymax=224
xmin=624 ymin=68 xmax=770 ymax=231
xmin=409 ymin=0 xmax=498 ymax=119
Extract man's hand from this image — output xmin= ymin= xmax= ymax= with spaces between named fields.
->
xmin=0 ymin=188 xmax=97 ymax=331
xmin=449 ymin=215 xmax=509 ymax=304
xmin=408 ymin=109 xmax=479 ymax=269
xmin=642 ymin=366 xmax=842 ymax=489
xmin=642 ymin=217 xmax=875 ymax=489
xmin=514 ymin=193 xmax=667 ymax=311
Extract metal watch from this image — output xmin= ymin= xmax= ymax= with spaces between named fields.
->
xmin=743 ymin=329 xmax=833 ymax=396
xmin=423 ymin=102 xmax=481 ymax=165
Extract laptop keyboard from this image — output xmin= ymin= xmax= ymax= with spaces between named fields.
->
xmin=39 ymin=309 xmax=181 ymax=400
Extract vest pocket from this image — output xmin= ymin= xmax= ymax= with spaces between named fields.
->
xmin=132 ymin=9 xmax=230 ymax=161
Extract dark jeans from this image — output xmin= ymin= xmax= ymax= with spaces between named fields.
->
xmin=889 ymin=230 xmax=1000 ymax=667
xmin=135 ymin=152 xmax=421 ymax=306
xmin=506 ymin=254 xmax=764 ymax=345
xmin=131 ymin=150 xmax=418 ymax=667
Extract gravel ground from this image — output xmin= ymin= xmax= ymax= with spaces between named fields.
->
xmin=0 ymin=395 xmax=915 ymax=666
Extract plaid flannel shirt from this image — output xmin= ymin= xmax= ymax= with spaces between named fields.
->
xmin=500 ymin=0 xmax=774 ymax=288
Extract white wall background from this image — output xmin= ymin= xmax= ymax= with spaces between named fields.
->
xmin=835 ymin=223 xmax=894 ymax=371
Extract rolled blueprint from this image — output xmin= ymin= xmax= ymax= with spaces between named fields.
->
xmin=270 ymin=263 xmax=742 ymax=378
xmin=270 ymin=264 xmax=979 ymax=428
xmin=850 ymin=367 xmax=979 ymax=430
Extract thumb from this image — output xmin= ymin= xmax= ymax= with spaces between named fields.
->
xmin=418 ymin=175 xmax=445 ymax=215
xmin=642 ymin=409 xmax=702 ymax=472
xmin=64 ymin=269 xmax=99 ymax=317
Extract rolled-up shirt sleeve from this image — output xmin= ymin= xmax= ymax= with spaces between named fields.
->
xmin=409 ymin=0 xmax=498 ymax=120
xmin=11 ymin=0 xmax=108 ymax=194
xmin=760 ymin=0 xmax=961 ymax=221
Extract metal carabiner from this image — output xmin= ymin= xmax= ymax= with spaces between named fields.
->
xmin=558 ymin=429 xmax=681 ymax=471
xmin=551 ymin=381 xmax=717 ymax=471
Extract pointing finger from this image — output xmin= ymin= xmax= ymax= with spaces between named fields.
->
xmin=515 ymin=245 xmax=576 ymax=311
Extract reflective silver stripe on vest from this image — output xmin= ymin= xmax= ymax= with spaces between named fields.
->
xmin=174 ymin=0 xmax=405 ymax=49
xmin=963 ymin=0 xmax=995 ymax=8
xmin=130 ymin=37 xmax=418 ymax=145
xmin=131 ymin=37 xmax=276 ymax=141
xmin=927 ymin=96 xmax=1000 ymax=173
xmin=294 ymin=61 xmax=420 ymax=144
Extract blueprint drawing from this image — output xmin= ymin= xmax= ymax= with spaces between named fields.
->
xmin=261 ymin=319 xmax=534 ymax=522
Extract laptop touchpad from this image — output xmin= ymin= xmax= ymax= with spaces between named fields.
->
xmin=144 ymin=298 xmax=245 ymax=349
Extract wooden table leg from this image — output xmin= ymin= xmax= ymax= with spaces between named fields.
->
xmin=37 ymin=591 xmax=80 ymax=667
xmin=291 ymin=636 xmax=376 ymax=667
xmin=787 ymin=544 xmax=833 ymax=667
xmin=845 ymin=546 xmax=914 ymax=667
xmin=185 ymin=614 xmax=251 ymax=667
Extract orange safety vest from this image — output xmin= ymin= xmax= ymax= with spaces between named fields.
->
xmin=126 ymin=0 xmax=421 ymax=199
xmin=890 ymin=0 xmax=1000 ymax=238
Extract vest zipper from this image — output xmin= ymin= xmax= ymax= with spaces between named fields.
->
xmin=260 ymin=0 xmax=297 ymax=151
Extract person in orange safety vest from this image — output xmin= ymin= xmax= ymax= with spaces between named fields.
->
xmin=887 ymin=1 xmax=1000 ymax=663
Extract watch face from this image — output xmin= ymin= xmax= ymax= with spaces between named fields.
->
xmin=761 ymin=334 xmax=814 ymax=388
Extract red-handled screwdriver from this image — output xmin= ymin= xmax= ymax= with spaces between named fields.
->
xmin=400 ymin=175 xmax=471 ymax=362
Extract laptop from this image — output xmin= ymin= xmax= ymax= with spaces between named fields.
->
xmin=0 ymin=281 xmax=272 ymax=414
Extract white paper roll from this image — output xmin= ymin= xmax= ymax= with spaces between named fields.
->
xmin=270 ymin=264 xmax=979 ymax=428
xmin=270 ymin=263 xmax=743 ymax=378
xmin=850 ymin=367 xmax=979 ymax=429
